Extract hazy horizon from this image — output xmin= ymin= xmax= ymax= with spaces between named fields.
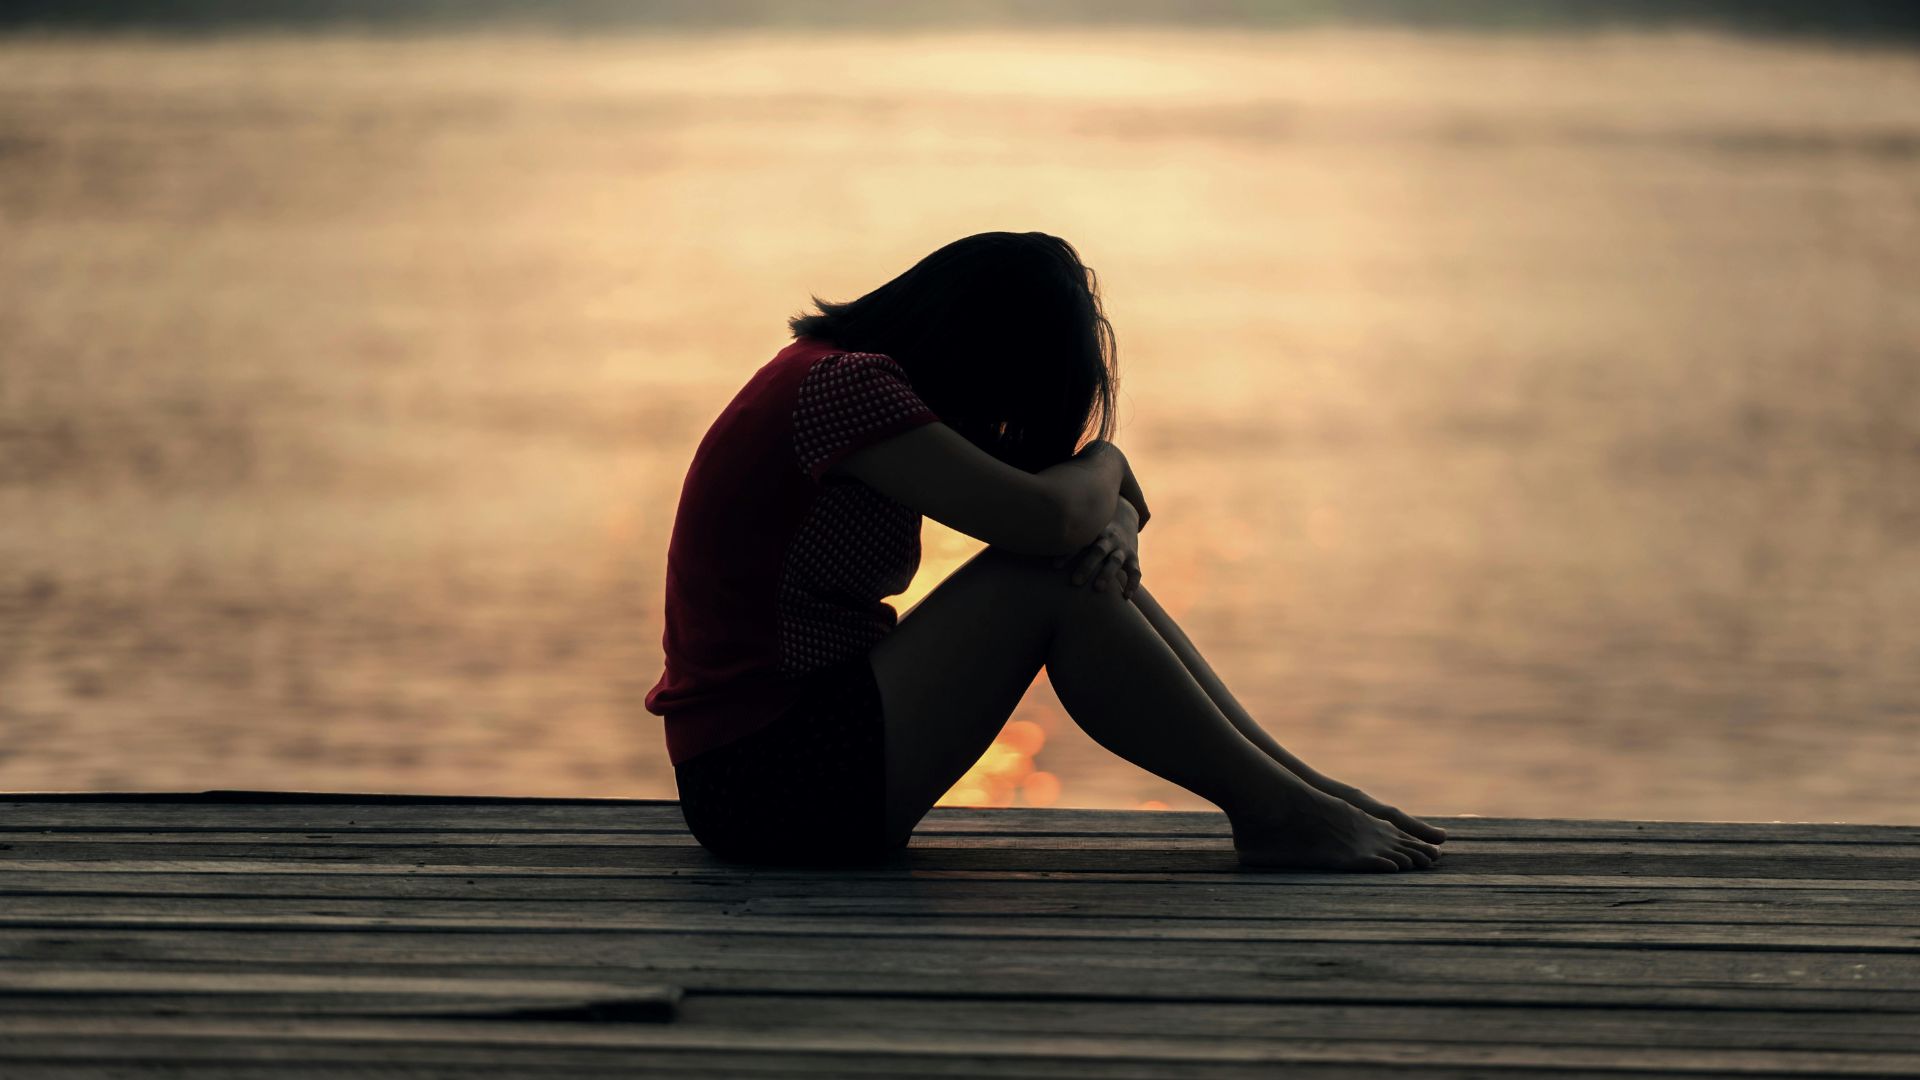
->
xmin=4 ymin=0 xmax=1920 ymax=43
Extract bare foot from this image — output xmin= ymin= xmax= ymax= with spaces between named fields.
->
xmin=1232 ymin=792 xmax=1442 ymax=872
xmin=1316 ymin=781 xmax=1448 ymax=844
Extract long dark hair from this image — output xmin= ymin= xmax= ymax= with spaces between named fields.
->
xmin=788 ymin=231 xmax=1118 ymax=472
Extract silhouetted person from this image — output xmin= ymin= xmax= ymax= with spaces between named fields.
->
xmin=647 ymin=231 xmax=1446 ymax=869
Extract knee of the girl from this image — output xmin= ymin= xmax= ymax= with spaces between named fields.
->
xmin=979 ymin=545 xmax=1068 ymax=581
xmin=1050 ymin=569 xmax=1136 ymax=615
xmin=981 ymin=544 xmax=1049 ymax=564
xmin=982 ymin=546 xmax=1125 ymax=605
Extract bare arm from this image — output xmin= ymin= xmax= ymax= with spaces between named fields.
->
xmin=1117 ymin=456 xmax=1150 ymax=531
xmin=832 ymin=423 xmax=1125 ymax=557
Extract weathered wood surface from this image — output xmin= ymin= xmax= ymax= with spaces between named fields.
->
xmin=1 ymin=794 xmax=1915 ymax=1078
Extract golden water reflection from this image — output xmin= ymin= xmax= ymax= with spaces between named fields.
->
xmin=2 ymin=30 xmax=1917 ymax=822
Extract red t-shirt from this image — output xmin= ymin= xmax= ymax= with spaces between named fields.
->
xmin=645 ymin=337 xmax=943 ymax=765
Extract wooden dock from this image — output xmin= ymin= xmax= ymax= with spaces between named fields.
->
xmin=1 ymin=793 xmax=1916 ymax=1077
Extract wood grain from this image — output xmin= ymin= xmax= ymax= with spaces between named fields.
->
xmin=1 ymin=794 xmax=1915 ymax=1077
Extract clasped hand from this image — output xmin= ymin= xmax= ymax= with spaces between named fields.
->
xmin=1053 ymin=495 xmax=1143 ymax=599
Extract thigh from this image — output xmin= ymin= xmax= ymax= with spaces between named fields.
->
xmin=871 ymin=547 xmax=1063 ymax=844
xmin=675 ymin=655 xmax=888 ymax=865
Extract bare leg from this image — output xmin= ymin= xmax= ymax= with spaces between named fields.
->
xmin=870 ymin=547 xmax=1439 ymax=870
xmin=1129 ymin=585 xmax=1447 ymax=844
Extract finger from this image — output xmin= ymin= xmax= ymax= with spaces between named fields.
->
xmin=1071 ymin=551 xmax=1104 ymax=585
xmin=1123 ymin=556 xmax=1142 ymax=598
xmin=1092 ymin=548 xmax=1127 ymax=592
xmin=1070 ymin=537 xmax=1114 ymax=585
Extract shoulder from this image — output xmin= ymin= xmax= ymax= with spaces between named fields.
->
xmin=794 ymin=345 xmax=924 ymax=409
xmin=797 ymin=348 xmax=926 ymax=416
xmin=788 ymin=345 xmax=940 ymax=481
xmin=799 ymin=345 xmax=908 ymax=380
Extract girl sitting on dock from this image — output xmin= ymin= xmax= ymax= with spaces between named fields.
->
xmin=646 ymin=231 xmax=1447 ymax=871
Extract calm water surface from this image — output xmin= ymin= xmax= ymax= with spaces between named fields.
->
xmin=2 ymin=30 xmax=1917 ymax=821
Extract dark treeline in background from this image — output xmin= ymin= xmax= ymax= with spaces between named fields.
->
xmin=4 ymin=0 xmax=1919 ymax=42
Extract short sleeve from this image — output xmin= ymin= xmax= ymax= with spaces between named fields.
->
xmin=793 ymin=352 xmax=941 ymax=482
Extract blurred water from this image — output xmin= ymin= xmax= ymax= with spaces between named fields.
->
xmin=2 ymin=30 xmax=1916 ymax=821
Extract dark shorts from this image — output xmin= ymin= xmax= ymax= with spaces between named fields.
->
xmin=673 ymin=653 xmax=898 ymax=866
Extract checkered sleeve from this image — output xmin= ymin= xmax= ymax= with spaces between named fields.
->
xmin=793 ymin=351 xmax=942 ymax=483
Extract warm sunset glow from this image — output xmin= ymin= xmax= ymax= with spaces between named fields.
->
xmin=937 ymin=719 xmax=1055 ymax=808
xmin=1137 ymin=800 xmax=1171 ymax=811
xmin=945 ymin=784 xmax=990 ymax=808
xmin=1304 ymin=506 xmax=1344 ymax=552
xmin=1000 ymin=720 xmax=1047 ymax=757
xmin=933 ymin=679 xmax=1067 ymax=807
xmin=981 ymin=744 xmax=1033 ymax=782
xmin=4 ymin=26 xmax=1917 ymax=823
xmin=1022 ymin=771 xmax=1061 ymax=807
xmin=890 ymin=520 xmax=984 ymax=617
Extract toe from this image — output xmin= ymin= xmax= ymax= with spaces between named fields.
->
xmin=1395 ymin=841 xmax=1434 ymax=868
xmin=1405 ymin=837 xmax=1443 ymax=860
xmin=1380 ymin=847 xmax=1413 ymax=870
xmin=1395 ymin=813 xmax=1447 ymax=844
xmin=1356 ymin=855 xmax=1400 ymax=872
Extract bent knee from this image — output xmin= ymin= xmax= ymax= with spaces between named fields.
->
xmin=977 ymin=545 xmax=1056 ymax=569
xmin=977 ymin=545 xmax=1075 ymax=586
xmin=977 ymin=546 xmax=1131 ymax=609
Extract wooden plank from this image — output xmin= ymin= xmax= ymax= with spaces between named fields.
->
xmin=724 ymin=888 xmax=1920 ymax=924
xmin=0 ymin=910 xmax=1909 ymax=952
xmin=4 ymin=801 xmax=1914 ymax=845
xmin=8 ymin=986 xmax=1920 ymax=1055
xmin=5 ymin=838 xmax=1917 ymax=881
xmin=0 ymin=1063 xmax=1909 ymax=1080
xmin=4 ymin=930 xmax=1917 ymax=1003
xmin=4 ymin=892 xmax=1916 ymax=930
xmin=6 ymin=955 xmax=1911 ymax=1014
xmin=6 ymin=861 xmax=1916 ymax=893
xmin=0 ymin=910 xmax=1914 ymax=953
xmin=0 ymin=803 xmax=691 ymax=834
xmin=0 ymin=1062 xmax=1480 ymax=1080
xmin=0 ymin=970 xmax=679 ymax=1021
xmin=0 ymin=1038 xmax=1719 ymax=1080
xmin=1 ymin=1014 xmax=1917 ymax=1075
xmin=0 ymin=1057 xmax=1377 ymax=1080
xmin=7 ymin=855 xmax=1916 ymax=888
xmin=2 ymin=797 xmax=1915 ymax=1080
xmin=6 ymin=831 xmax=1917 ymax=865
xmin=0 ymin=922 xmax=1550 ymax=981
xmin=7 ymin=868 xmax=1917 ymax=911
xmin=673 ymin=995 xmax=1920 ymax=1053
xmin=0 ymin=1067 xmax=732 ymax=1080
xmin=926 ymin=811 xmax=1920 ymax=845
